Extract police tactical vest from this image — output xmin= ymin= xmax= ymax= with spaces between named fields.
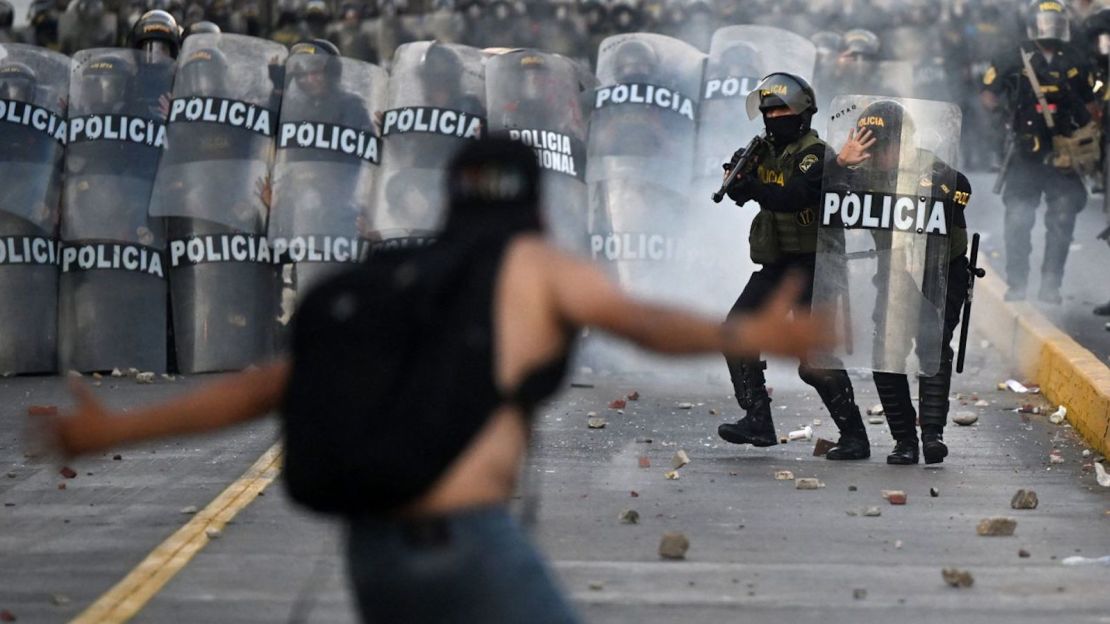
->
xmin=750 ymin=130 xmax=824 ymax=262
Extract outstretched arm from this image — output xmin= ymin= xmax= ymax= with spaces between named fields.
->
xmin=50 ymin=360 xmax=291 ymax=457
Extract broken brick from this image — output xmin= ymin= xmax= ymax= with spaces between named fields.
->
xmin=942 ymin=568 xmax=974 ymax=588
xmin=630 ymin=491 xmax=639 ymax=497
xmin=608 ymin=399 xmax=626 ymax=409
xmin=812 ymin=438 xmax=837 ymax=457
xmin=587 ymin=418 xmax=607 ymax=429
xmin=638 ymin=456 xmax=651 ymax=469
xmin=977 ymin=517 xmax=1017 ymax=536
xmin=1010 ymin=489 xmax=1039 ymax=510
xmin=795 ymin=478 xmax=824 ymax=490
xmin=59 ymin=467 xmax=77 ymax=479
xmin=626 ymin=391 xmax=640 ymax=401
xmin=886 ymin=491 xmax=907 ymax=505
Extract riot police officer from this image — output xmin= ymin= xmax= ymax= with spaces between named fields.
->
xmin=0 ymin=0 xmax=14 ymax=43
xmin=130 ymin=9 xmax=181 ymax=60
xmin=717 ymin=73 xmax=870 ymax=461
xmin=1082 ymin=7 xmax=1110 ymax=317
xmin=185 ymin=20 xmax=220 ymax=38
xmin=836 ymin=100 xmax=973 ymax=465
xmin=981 ymin=0 xmax=1100 ymax=304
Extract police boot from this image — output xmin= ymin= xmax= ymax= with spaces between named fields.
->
xmin=919 ymin=366 xmax=953 ymax=465
xmin=1095 ymin=301 xmax=1110 ymax=316
xmin=801 ymin=366 xmax=870 ymax=460
xmin=874 ymin=372 xmax=919 ymax=465
xmin=1038 ymin=275 xmax=1063 ymax=305
xmin=718 ymin=361 xmax=777 ymax=447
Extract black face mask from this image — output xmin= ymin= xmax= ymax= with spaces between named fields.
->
xmin=763 ymin=114 xmax=807 ymax=146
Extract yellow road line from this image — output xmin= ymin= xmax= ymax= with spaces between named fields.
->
xmin=71 ymin=443 xmax=283 ymax=624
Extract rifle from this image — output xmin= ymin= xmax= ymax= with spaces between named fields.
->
xmin=956 ymin=233 xmax=988 ymax=374
xmin=712 ymin=133 xmax=770 ymax=203
xmin=993 ymin=131 xmax=1015 ymax=194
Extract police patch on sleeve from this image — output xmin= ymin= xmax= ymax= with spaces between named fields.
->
xmin=799 ymin=153 xmax=819 ymax=173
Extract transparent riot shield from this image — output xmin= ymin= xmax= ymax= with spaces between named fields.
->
xmin=0 ymin=44 xmax=69 ymax=375
xmin=586 ymin=33 xmax=705 ymax=303
xmin=486 ymin=49 xmax=594 ymax=255
xmin=59 ymin=48 xmax=173 ymax=373
xmin=368 ymin=41 xmax=486 ymax=249
xmin=149 ymin=34 xmax=287 ymax=374
xmin=268 ymin=55 xmax=386 ymax=296
xmin=811 ymin=96 xmax=962 ymax=376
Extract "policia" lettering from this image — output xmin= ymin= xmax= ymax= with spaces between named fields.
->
xmin=0 ymin=236 xmax=59 ymax=266
xmin=822 ymin=191 xmax=948 ymax=235
xmin=270 ymin=235 xmax=369 ymax=264
xmin=381 ymin=107 xmax=484 ymax=139
xmin=168 ymin=96 xmax=274 ymax=137
xmin=168 ymin=234 xmax=272 ymax=267
xmin=68 ymin=114 xmax=166 ymax=147
xmin=594 ymin=83 xmax=696 ymax=121
xmin=278 ymin=121 xmax=380 ymax=164
xmin=508 ymin=128 xmax=579 ymax=178
xmin=703 ymin=76 xmax=758 ymax=100
xmin=0 ymin=98 xmax=67 ymax=144
xmin=61 ymin=242 xmax=164 ymax=277
xmin=590 ymin=232 xmax=679 ymax=261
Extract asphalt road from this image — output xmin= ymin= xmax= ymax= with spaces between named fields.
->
xmin=0 ymin=342 xmax=1107 ymax=624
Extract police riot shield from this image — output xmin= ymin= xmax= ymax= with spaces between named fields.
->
xmin=486 ymin=49 xmax=593 ymax=255
xmin=586 ymin=33 xmax=705 ymax=301
xmin=268 ymin=54 xmax=386 ymax=296
xmin=149 ymin=34 xmax=287 ymax=373
xmin=0 ymin=44 xmax=68 ymax=375
xmin=59 ymin=49 xmax=174 ymax=373
xmin=368 ymin=41 xmax=486 ymax=248
xmin=811 ymin=96 xmax=962 ymax=376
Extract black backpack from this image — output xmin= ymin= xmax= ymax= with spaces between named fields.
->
xmin=281 ymin=240 xmax=504 ymax=515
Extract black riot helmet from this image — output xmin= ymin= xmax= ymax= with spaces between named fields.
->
xmin=0 ymin=62 xmax=36 ymax=102
xmin=1085 ymin=7 xmax=1110 ymax=56
xmin=610 ymin=0 xmax=642 ymax=32
xmin=517 ymin=52 xmax=549 ymax=101
xmin=289 ymin=38 xmax=342 ymax=98
xmin=745 ymin=72 xmax=817 ymax=120
xmin=842 ymin=28 xmax=880 ymax=58
xmin=810 ymin=30 xmax=843 ymax=56
xmin=179 ymin=46 xmax=228 ymax=94
xmin=444 ymin=135 xmax=542 ymax=239
xmin=612 ymin=38 xmax=658 ymax=83
xmin=185 ymin=20 xmax=221 ymax=37
xmin=420 ymin=43 xmax=464 ymax=103
xmin=81 ymin=54 xmax=135 ymax=107
xmin=131 ymin=10 xmax=181 ymax=59
xmin=580 ymin=0 xmax=607 ymax=32
xmin=854 ymin=99 xmax=916 ymax=169
xmin=1027 ymin=0 xmax=1070 ymax=42
xmin=302 ymin=0 xmax=330 ymax=23
xmin=717 ymin=42 xmax=763 ymax=79
xmin=0 ymin=0 xmax=14 ymax=29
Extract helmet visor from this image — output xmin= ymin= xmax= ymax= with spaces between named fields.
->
xmin=1031 ymin=11 xmax=1070 ymax=41
xmin=745 ymin=74 xmax=812 ymax=120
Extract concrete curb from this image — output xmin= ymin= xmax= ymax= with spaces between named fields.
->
xmin=971 ymin=259 xmax=1110 ymax=456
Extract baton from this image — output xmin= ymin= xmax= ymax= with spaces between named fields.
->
xmin=955 ymin=233 xmax=987 ymax=374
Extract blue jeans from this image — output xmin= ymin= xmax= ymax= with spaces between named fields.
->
xmin=345 ymin=505 xmax=581 ymax=624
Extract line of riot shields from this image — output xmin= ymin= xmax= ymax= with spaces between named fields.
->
xmin=0 ymin=24 xmax=947 ymax=377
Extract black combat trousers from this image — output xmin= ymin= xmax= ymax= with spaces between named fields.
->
xmin=1001 ymin=155 xmax=1087 ymax=290
xmin=724 ymin=253 xmax=859 ymax=424
xmin=872 ymin=256 xmax=970 ymax=441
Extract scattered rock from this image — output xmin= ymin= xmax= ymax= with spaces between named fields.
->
xmin=953 ymin=411 xmax=978 ymax=426
xmin=161 ymin=374 xmax=176 ymax=381
xmin=867 ymin=416 xmax=885 ymax=425
xmin=635 ymin=437 xmax=653 ymax=444
xmin=974 ymin=399 xmax=990 ymax=407
xmin=848 ymin=485 xmax=858 ymax=492
xmin=57 ymin=483 xmax=66 ymax=490
xmin=774 ymin=470 xmax=795 ymax=481
xmin=664 ymin=470 xmax=680 ymax=480
xmin=638 ymin=456 xmax=651 ymax=469
xmin=626 ymin=391 xmax=639 ymax=401
xmin=795 ymin=478 xmax=824 ymax=490
xmin=977 ymin=517 xmax=1017 ymax=537
xmin=618 ymin=509 xmax=640 ymax=524
xmin=127 ymin=368 xmax=140 ymax=376
xmin=629 ymin=491 xmax=639 ymax=497
xmin=867 ymin=404 xmax=885 ymax=416
xmin=709 ymin=408 xmax=719 ymax=416
xmin=930 ymin=487 xmax=939 ymax=498
xmin=1010 ymin=489 xmax=1039 ymax=510
xmin=671 ymin=450 xmax=690 ymax=469
xmin=66 ymin=370 xmax=82 ymax=378
xmin=50 ymin=594 xmax=70 ymax=606
xmin=886 ymin=491 xmax=908 ymax=505
xmin=26 ymin=405 xmax=58 ymax=417
xmin=110 ymin=368 xmax=123 ymax=377
xmin=180 ymin=505 xmax=198 ymax=515
xmin=112 ymin=454 xmax=122 ymax=461
xmin=942 ymin=568 xmax=974 ymax=588
xmin=587 ymin=418 xmax=607 ymax=429
xmin=846 ymin=510 xmax=858 ymax=516
xmin=1018 ymin=549 xmax=1031 ymax=558
xmin=853 ymin=588 xmax=867 ymax=600
xmin=658 ymin=532 xmax=690 ymax=560
xmin=895 ymin=540 xmax=903 ymax=549
xmin=608 ymin=399 xmax=626 ymax=410
xmin=5 ymin=472 xmax=14 ymax=479
xmin=135 ymin=371 xmax=156 ymax=384
xmin=588 ymin=582 xmax=605 ymax=591
xmin=778 ymin=436 xmax=789 ymax=444
xmin=1082 ymin=449 xmax=1091 ymax=458
xmin=204 ymin=527 xmax=222 ymax=540
xmin=676 ymin=402 xmax=694 ymax=410
xmin=1048 ymin=406 xmax=1067 ymax=425
xmin=59 ymin=467 xmax=77 ymax=479
xmin=863 ymin=506 xmax=882 ymax=517
xmin=812 ymin=438 xmax=837 ymax=457
xmin=1048 ymin=450 xmax=1065 ymax=465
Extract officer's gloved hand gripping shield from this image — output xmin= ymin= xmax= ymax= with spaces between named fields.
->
xmin=810 ymin=96 xmax=962 ymax=376
xmin=267 ymin=47 xmax=386 ymax=294
xmin=59 ymin=48 xmax=174 ymax=373
xmin=0 ymin=43 xmax=69 ymax=375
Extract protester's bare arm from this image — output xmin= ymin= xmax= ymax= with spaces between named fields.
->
xmin=538 ymin=243 xmax=831 ymax=359
xmin=50 ymin=360 xmax=291 ymax=457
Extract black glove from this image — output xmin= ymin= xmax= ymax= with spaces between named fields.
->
xmin=726 ymin=174 xmax=759 ymax=204
xmin=723 ymin=147 xmax=745 ymax=172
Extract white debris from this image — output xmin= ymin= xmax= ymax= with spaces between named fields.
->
xmin=1095 ymin=462 xmax=1110 ymax=488
xmin=813 ymin=419 xmax=822 ymax=426
xmin=974 ymin=400 xmax=990 ymax=407
xmin=1048 ymin=406 xmax=1067 ymax=425
xmin=180 ymin=505 xmax=198 ymax=515
xmin=774 ymin=470 xmax=795 ymax=481
xmin=1004 ymin=379 xmax=1029 ymax=393
xmin=676 ymin=402 xmax=694 ymax=410
xmin=787 ymin=425 xmax=813 ymax=442
xmin=204 ymin=527 xmax=222 ymax=539
xmin=867 ymin=416 xmax=885 ymax=425
xmin=795 ymin=478 xmax=825 ymax=490
xmin=672 ymin=450 xmax=690 ymax=469
xmin=664 ymin=470 xmax=680 ymax=480
xmin=953 ymin=411 xmax=978 ymax=426
xmin=110 ymin=368 xmax=123 ymax=377
xmin=1061 ymin=555 xmax=1110 ymax=566
xmin=867 ymin=404 xmax=885 ymax=416
xmin=135 ymin=372 xmax=155 ymax=384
